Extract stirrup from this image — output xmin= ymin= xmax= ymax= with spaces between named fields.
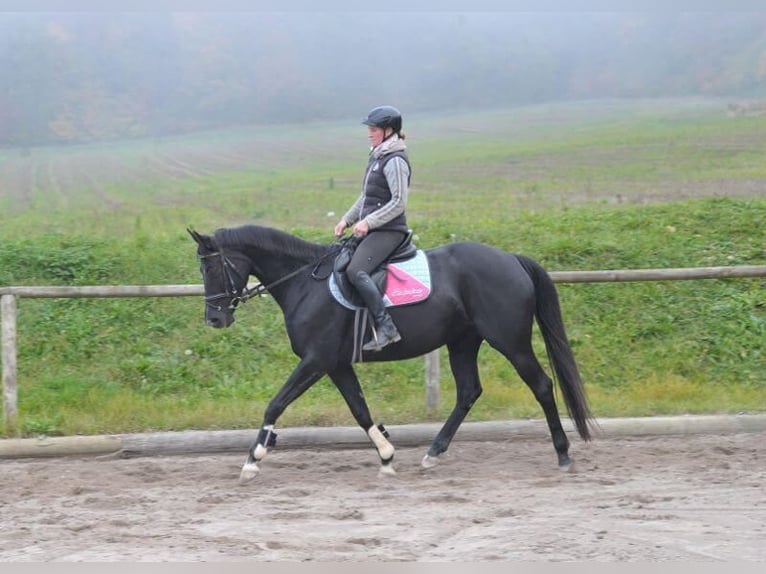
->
xmin=363 ymin=326 xmax=401 ymax=352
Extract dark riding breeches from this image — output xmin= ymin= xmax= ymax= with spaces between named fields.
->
xmin=347 ymin=230 xmax=406 ymax=286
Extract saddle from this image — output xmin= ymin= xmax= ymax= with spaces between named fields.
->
xmin=332 ymin=231 xmax=418 ymax=309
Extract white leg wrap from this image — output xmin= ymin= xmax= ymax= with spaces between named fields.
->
xmin=253 ymin=424 xmax=274 ymax=461
xmin=368 ymin=425 xmax=395 ymax=461
xmin=253 ymin=443 xmax=268 ymax=460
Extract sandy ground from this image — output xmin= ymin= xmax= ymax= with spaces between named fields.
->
xmin=0 ymin=431 xmax=764 ymax=562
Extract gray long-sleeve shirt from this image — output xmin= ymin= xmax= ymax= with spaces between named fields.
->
xmin=343 ymin=136 xmax=410 ymax=230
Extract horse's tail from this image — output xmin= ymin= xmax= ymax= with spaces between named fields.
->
xmin=516 ymin=255 xmax=595 ymax=441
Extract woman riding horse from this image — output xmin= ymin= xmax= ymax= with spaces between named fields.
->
xmin=334 ymin=105 xmax=412 ymax=352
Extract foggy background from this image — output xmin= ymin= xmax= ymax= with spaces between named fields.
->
xmin=2 ymin=11 xmax=765 ymax=147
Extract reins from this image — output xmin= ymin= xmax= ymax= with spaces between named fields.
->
xmin=201 ymin=238 xmax=351 ymax=311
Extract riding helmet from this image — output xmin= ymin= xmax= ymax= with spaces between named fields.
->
xmin=362 ymin=105 xmax=402 ymax=134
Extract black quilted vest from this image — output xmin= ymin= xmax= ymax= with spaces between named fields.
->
xmin=361 ymin=151 xmax=411 ymax=232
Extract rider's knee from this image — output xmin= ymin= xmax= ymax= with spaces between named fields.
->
xmin=348 ymin=267 xmax=367 ymax=286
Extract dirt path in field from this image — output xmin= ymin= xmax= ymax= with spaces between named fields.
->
xmin=1 ymin=431 xmax=764 ymax=562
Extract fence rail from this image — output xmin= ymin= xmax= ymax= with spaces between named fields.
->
xmin=3 ymin=265 xmax=766 ymax=433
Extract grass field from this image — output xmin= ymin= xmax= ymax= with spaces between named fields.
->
xmin=1 ymin=97 xmax=764 ymax=437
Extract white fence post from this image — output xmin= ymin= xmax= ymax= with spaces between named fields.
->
xmin=1 ymin=294 xmax=18 ymax=434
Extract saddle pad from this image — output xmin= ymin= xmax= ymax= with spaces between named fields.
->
xmin=329 ymin=250 xmax=431 ymax=311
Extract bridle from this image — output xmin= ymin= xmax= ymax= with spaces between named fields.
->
xmin=199 ymin=240 xmax=348 ymax=312
xmin=199 ymin=250 xmax=250 ymax=312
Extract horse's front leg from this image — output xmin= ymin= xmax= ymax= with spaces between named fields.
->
xmin=328 ymin=365 xmax=396 ymax=476
xmin=240 ymin=359 xmax=325 ymax=484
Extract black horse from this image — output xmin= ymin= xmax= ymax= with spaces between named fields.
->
xmin=189 ymin=225 xmax=595 ymax=483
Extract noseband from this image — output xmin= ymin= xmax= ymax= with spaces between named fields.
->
xmin=199 ymin=250 xmax=249 ymax=312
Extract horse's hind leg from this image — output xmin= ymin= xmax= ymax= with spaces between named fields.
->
xmin=422 ymin=333 xmax=483 ymax=468
xmin=501 ymin=342 xmax=573 ymax=470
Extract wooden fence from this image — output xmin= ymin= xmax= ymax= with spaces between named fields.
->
xmin=2 ymin=265 xmax=766 ymax=433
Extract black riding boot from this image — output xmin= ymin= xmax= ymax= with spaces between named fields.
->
xmin=354 ymin=271 xmax=402 ymax=352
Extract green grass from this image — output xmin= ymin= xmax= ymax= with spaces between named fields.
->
xmin=1 ymin=98 xmax=764 ymax=437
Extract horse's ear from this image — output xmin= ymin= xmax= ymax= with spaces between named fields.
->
xmin=188 ymin=227 xmax=218 ymax=252
xmin=187 ymin=227 xmax=202 ymax=244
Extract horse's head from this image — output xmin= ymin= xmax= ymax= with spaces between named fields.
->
xmin=188 ymin=228 xmax=249 ymax=329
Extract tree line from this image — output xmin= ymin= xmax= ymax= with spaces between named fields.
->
xmin=1 ymin=12 xmax=765 ymax=147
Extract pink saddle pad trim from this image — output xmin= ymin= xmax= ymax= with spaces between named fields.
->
xmin=385 ymin=264 xmax=431 ymax=306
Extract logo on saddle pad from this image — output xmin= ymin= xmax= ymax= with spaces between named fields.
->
xmin=329 ymin=250 xmax=432 ymax=310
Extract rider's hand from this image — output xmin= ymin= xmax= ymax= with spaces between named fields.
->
xmin=353 ymin=220 xmax=370 ymax=238
xmin=334 ymin=220 xmax=348 ymax=237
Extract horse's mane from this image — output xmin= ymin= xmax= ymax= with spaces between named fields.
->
xmin=213 ymin=225 xmax=329 ymax=263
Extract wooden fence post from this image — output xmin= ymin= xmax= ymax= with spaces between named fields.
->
xmin=424 ymin=349 xmax=440 ymax=412
xmin=2 ymin=294 xmax=18 ymax=434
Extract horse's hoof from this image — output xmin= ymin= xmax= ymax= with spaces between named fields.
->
xmin=379 ymin=463 xmax=397 ymax=477
xmin=558 ymin=460 xmax=575 ymax=473
xmin=239 ymin=462 xmax=260 ymax=484
xmin=421 ymin=454 xmax=440 ymax=469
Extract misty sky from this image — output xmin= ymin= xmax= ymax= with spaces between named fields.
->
xmin=1 ymin=11 xmax=765 ymax=145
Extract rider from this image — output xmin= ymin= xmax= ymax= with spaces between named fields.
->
xmin=334 ymin=105 xmax=412 ymax=352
